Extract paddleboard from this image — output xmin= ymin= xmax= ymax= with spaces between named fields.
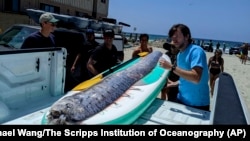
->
xmin=41 ymin=52 xmax=170 ymax=124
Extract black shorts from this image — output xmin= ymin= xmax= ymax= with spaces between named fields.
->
xmin=210 ymin=68 xmax=221 ymax=75
xmin=167 ymin=87 xmax=178 ymax=102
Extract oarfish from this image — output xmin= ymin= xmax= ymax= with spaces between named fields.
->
xmin=47 ymin=51 xmax=163 ymax=125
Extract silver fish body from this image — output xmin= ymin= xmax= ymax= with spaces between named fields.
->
xmin=47 ymin=51 xmax=163 ymax=124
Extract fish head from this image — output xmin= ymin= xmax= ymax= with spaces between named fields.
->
xmin=47 ymin=96 xmax=86 ymax=124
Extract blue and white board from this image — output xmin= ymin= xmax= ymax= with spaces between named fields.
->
xmin=41 ymin=52 xmax=170 ymax=125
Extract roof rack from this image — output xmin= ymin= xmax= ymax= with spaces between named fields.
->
xmin=26 ymin=9 xmax=130 ymax=34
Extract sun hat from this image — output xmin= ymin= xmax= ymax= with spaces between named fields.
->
xmin=39 ymin=13 xmax=59 ymax=23
xmin=103 ymin=29 xmax=114 ymax=37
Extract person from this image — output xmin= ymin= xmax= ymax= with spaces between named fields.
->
xmin=159 ymin=23 xmax=210 ymax=111
xmin=87 ymin=29 xmax=121 ymax=76
xmin=71 ymin=29 xmax=100 ymax=82
xmin=208 ymin=40 xmax=213 ymax=52
xmin=21 ymin=13 xmax=59 ymax=49
xmin=216 ymin=42 xmax=220 ymax=50
xmin=131 ymin=33 xmax=153 ymax=58
xmin=240 ymin=43 xmax=249 ymax=65
xmin=223 ymin=42 xmax=226 ymax=53
xmin=53 ymin=28 xmax=86 ymax=92
xmin=161 ymin=41 xmax=180 ymax=101
xmin=208 ymin=49 xmax=224 ymax=96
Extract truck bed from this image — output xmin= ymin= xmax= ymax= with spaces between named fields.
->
xmin=134 ymin=98 xmax=210 ymax=125
xmin=0 ymin=48 xmax=67 ymax=124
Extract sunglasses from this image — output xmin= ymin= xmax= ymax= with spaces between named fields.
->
xmin=46 ymin=22 xmax=57 ymax=27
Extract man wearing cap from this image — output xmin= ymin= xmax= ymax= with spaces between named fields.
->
xmin=71 ymin=28 xmax=100 ymax=81
xmin=21 ymin=12 xmax=59 ymax=49
xmin=87 ymin=29 xmax=120 ymax=76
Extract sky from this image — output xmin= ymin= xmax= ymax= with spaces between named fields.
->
xmin=108 ymin=0 xmax=250 ymax=43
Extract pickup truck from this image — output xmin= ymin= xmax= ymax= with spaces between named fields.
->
xmin=1 ymin=47 xmax=249 ymax=125
xmin=0 ymin=47 xmax=66 ymax=124
xmin=0 ymin=24 xmax=125 ymax=124
xmin=0 ymin=47 xmax=211 ymax=125
xmin=1 ymin=26 xmax=249 ymax=125
xmin=0 ymin=24 xmax=125 ymax=91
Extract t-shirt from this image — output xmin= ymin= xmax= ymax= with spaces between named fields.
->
xmin=21 ymin=31 xmax=55 ymax=49
xmin=91 ymin=43 xmax=119 ymax=73
xmin=177 ymin=44 xmax=210 ymax=107
xmin=80 ymin=40 xmax=100 ymax=64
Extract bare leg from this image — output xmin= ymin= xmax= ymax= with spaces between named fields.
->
xmin=209 ymin=74 xmax=214 ymax=96
xmin=161 ymin=82 xmax=172 ymax=100
xmin=244 ymin=55 xmax=247 ymax=64
xmin=211 ymin=74 xmax=219 ymax=96
xmin=161 ymin=88 xmax=167 ymax=100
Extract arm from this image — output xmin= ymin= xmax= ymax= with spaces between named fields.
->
xmin=221 ymin=58 xmax=224 ymax=72
xmin=87 ymin=57 xmax=99 ymax=76
xmin=160 ymin=59 xmax=202 ymax=84
xmin=149 ymin=47 xmax=153 ymax=53
xmin=208 ymin=57 xmax=212 ymax=68
xmin=71 ymin=53 xmax=81 ymax=72
xmin=172 ymin=66 xmax=202 ymax=84
xmin=167 ymin=79 xmax=179 ymax=88
xmin=132 ymin=49 xmax=140 ymax=58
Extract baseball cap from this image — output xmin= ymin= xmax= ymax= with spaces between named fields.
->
xmin=163 ymin=41 xmax=175 ymax=50
xmin=103 ymin=29 xmax=114 ymax=37
xmin=163 ymin=42 xmax=172 ymax=51
xmin=39 ymin=13 xmax=59 ymax=23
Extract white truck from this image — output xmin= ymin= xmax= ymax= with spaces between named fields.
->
xmin=0 ymin=47 xmax=67 ymax=124
xmin=0 ymin=47 xmax=211 ymax=125
xmin=0 ymin=24 xmax=125 ymax=124
xmin=1 ymin=9 xmax=249 ymax=125
xmin=1 ymin=46 xmax=249 ymax=125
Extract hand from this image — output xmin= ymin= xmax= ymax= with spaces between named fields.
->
xmin=167 ymin=80 xmax=178 ymax=88
xmin=71 ymin=66 xmax=75 ymax=73
xmin=159 ymin=59 xmax=172 ymax=70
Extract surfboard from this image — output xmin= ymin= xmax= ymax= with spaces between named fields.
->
xmin=41 ymin=52 xmax=170 ymax=125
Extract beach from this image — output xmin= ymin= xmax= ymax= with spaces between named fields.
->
xmin=123 ymin=41 xmax=250 ymax=114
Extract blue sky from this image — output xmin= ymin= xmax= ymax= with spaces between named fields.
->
xmin=108 ymin=0 xmax=250 ymax=43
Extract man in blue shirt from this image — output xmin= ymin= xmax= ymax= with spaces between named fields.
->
xmin=159 ymin=24 xmax=210 ymax=111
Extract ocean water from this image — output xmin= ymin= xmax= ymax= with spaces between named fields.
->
xmin=124 ymin=32 xmax=167 ymax=41
xmin=123 ymin=32 xmax=243 ymax=49
xmin=193 ymin=37 xmax=242 ymax=50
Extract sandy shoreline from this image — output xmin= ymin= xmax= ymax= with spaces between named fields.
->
xmin=123 ymin=43 xmax=250 ymax=113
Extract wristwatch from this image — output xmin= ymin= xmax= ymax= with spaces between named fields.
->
xmin=171 ymin=62 xmax=177 ymax=71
